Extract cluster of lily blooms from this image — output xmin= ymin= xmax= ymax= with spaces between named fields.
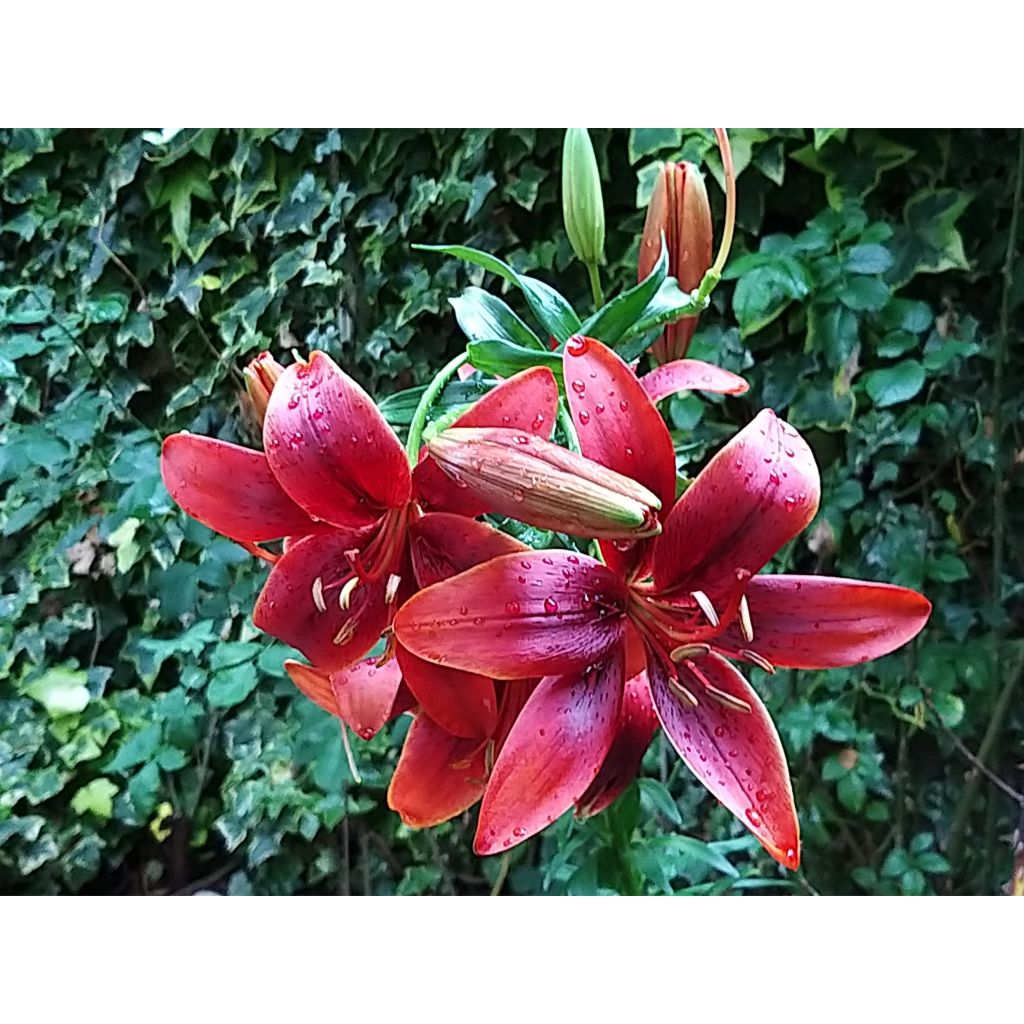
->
xmin=159 ymin=152 xmax=930 ymax=870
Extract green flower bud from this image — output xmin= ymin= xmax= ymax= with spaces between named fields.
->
xmin=561 ymin=128 xmax=606 ymax=267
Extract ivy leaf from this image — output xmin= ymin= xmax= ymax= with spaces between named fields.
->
xmin=24 ymin=667 xmax=91 ymax=717
xmin=887 ymin=188 xmax=972 ymax=287
xmin=862 ymin=360 xmax=926 ymax=407
xmin=71 ymin=778 xmax=119 ymax=819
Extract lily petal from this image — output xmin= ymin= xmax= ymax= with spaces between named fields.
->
xmin=648 ymin=651 xmax=800 ymax=869
xmin=408 ymin=512 xmax=527 ymax=589
xmin=330 ymin=657 xmax=412 ymax=739
xmin=388 ymin=714 xmax=488 ymax=828
xmin=161 ymin=434 xmax=321 ymax=542
xmin=474 ymin=646 xmax=625 ymax=854
xmin=284 ymin=659 xmax=339 ymax=717
xmin=576 ymin=672 xmax=658 ymax=819
xmin=563 ymin=337 xmax=676 ymax=511
xmin=653 ymin=409 xmax=820 ymax=598
xmin=413 ymin=366 xmax=559 ymax=515
xmin=640 ymin=360 xmax=749 ymax=403
xmin=394 ymin=550 xmax=628 ymax=679
xmin=396 ymin=643 xmax=498 ymax=739
xmin=253 ymin=532 xmax=391 ymax=672
xmin=264 ymin=351 xmax=410 ymax=528
xmin=284 ymin=657 xmax=412 ymax=737
xmin=716 ymin=574 xmax=932 ymax=668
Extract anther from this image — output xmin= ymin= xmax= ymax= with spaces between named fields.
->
xmin=667 ymin=675 xmax=700 ymax=707
xmin=738 ymin=594 xmax=754 ymax=643
xmin=338 ymin=576 xmax=360 ymax=611
xmin=333 ymin=617 xmax=358 ymax=646
xmin=670 ymin=642 xmax=712 ymax=663
xmin=703 ymin=684 xmax=752 ymax=714
xmin=311 ymin=576 xmax=326 ymax=613
xmin=691 ymin=589 xmax=720 ymax=628
xmin=739 ymin=648 xmax=776 ymax=675
xmin=385 ymin=573 xmax=402 ymax=605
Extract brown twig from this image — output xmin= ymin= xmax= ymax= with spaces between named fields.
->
xmin=924 ymin=691 xmax=1024 ymax=806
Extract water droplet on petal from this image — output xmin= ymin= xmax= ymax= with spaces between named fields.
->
xmin=578 ymin=410 xmax=591 ymax=425
xmin=571 ymin=379 xmax=586 ymax=395
xmin=505 ymin=600 xmax=521 ymax=615
xmin=544 ymin=597 xmax=558 ymax=614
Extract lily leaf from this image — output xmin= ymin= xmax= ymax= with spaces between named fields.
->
xmin=579 ymin=241 xmax=668 ymax=345
xmin=622 ymin=276 xmax=703 ymax=340
xmin=450 ymin=287 xmax=544 ymax=350
xmin=465 ymin=339 xmax=563 ymax=380
xmin=415 ymin=243 xmax=581 ymax=343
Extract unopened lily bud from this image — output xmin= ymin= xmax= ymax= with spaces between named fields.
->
xmin=242 ymin=351 xmax=285 ymax=426
xmin=427 ymin=427 xmax=661 ymax=540
xmin=562 ymin=128 xmax=605 ymax=267
xmin=638 ymin=161 xmax=713 ymax=363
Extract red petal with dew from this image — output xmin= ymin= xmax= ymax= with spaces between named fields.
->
xmin=563 ymin=337 xmax=676 ymax=511
xmin=264 ymin=351 xmax=410 ymax=528
xmin=639 ymin=360 xmax=749 ymax=403
xmin=408 ymin=512 xmax=527 ymax=588
xmin=563 ymin=336 xmax=676 ymax=575
xmin=330 ymin=656 xmax=411 ymax=739
xmin=161 ymin=434 xmax=322 ymax=542
xmin=413 ymin=367 xmax=559 ymax=515
xmin=576 ymin=671 xmax=658 ymax=819
xmin=396 ymin=643 xmax=497 ymax=739
xmin=647 ymin=651 xmax=800 ymax=869
xmin=253 ymin=532 xmax=390 ymax=672
xmin=715 ymin=574 xmax=931 ymax=669
xmin=388 ymin=714 xmax=488 ymax=828
xmin=653 ymin=409 xmax=820 ymax=599
xmin=474 ymin=646 xmax=625 ymax=854
xmin=394 ymin=550 xmax=627 ymax=679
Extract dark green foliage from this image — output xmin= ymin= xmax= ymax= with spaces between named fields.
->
xmin=1 ymin=128 xmax=1020 ymax=895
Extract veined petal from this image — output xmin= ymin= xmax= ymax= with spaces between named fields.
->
xmin=388 ymin=714 xmax=487 ymax=828
xmin=408 ymin=512 xmax=527 ymax=589
xmin=161 ymin=434 xmax=320 ymax=542
xmin=563 ymin=336 xmax=676 ymax=576
xmin=640 ymin=360 xmax=749 ymax=403
xmin=284 ymin=657 xmax=412 ymax=737
xmin=475 ymin=646 xmax=625 ymax=854
xmin=648 ymin=651 xmax=800 ymax=869
xmin=563 ymin=337 xmax=676 ymax=511
xmin=330 ymin=657 xmax=412 ymax=739
xmin=715 ymin=574 xmax=932 ymax=668
xmin=413 ymin=367 xmax=559 ymax=515
xmin=394 ymin=550 xmax=628 ymax=679
xmin=264 ymin=351 xmax=410 ymax=528
xmin=653 ymin=409 xmax=820 ymax=597
xmin=253 ymin=532 xmax=390 ymax=672
xmin=576 ymin=672 xmax=658 ymax=819
xmin=284 ymin=659 xmax=339 ymax=717
xmin=396 ymin=643 xmax=498 ymax=739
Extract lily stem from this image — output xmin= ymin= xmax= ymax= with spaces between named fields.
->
xmin=405 ymin=350 xmax=470 ymax=463
xmin=586 ymin=261 xmax=605 ymax=309
xmin=711 ymin=128 xmax=736 ymax=277
xmin=946 ymin=128 xmax=1024 ymax=872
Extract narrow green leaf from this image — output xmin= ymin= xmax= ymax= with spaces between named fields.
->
xmin=450 ymin=287 xmax=543 ymax=349
xmin=579 ymin=242 xmax=668 ymax=344
xmin=465 ymin=339 xmax=562 ymax=379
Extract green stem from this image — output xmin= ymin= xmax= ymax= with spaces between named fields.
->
xmin=556 ymin=397 xmax=581 ymax=455
xmin=586 ymin=261 xmax=605 ymax=309
xmin=404 ymin=350 xmax=469 ymax=463
xmin=946 ymin=128 xmax=1024 ymax=870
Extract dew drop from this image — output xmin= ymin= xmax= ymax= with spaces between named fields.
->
xmin=595 ymin=402 xmax=605 ymax=415
xmin=287 ymin=395 xmax=300 ymax=409
xmin=459 ymin=605 xmax=468 ymax=615
xmin=531 ymin=414 xmax=545 ymax=430
xmin=745 ymin=808 xmax=763 ymax=828
xmin=624 ymin=446 xmax=634 ymax=458
xmin=567 ymin=554 xmax=579 ymax=564
xmin=714 ymin=725 xmax=726 ymax=738
xmin=578 ymin=410 xmax=591 ymax=425
xmin=567 ymin=336 xmax=590 ymax=356
xmin=541 ymin=556 xmax=554 ymax=565
xmin=514 ymin=433 xmax=530 ymax=445
xmin=619 ymin=400 xmax=629 ymax=412
xmin=571 ymin=379 xmax=586 ymax=395
xmin=505 ymin=600 xmax=521 ymax=614
xmin=512 ymin=488 xmax=525 ymax=502
xmin=512 ymin=827 xmax=526 ymax=838
xmin=544 ymin=597 xmax=559 ymax=614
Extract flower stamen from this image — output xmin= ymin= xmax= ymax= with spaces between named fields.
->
xmin=312 ymin=576 xmax=327 ymax=613
xmin=691 ymin=589 xmax=720 ymax=628
xmin=738 ymin=594 xmax=754 ymax=643
xmin=739 ymin=648 xmax=776 ymax=675
xmin=670 ymin=642 xmax=711 ymax=662
xmin=338 ymin=576 xmax=360 ymax=611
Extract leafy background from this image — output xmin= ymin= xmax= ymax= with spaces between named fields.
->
xmin=1 ymin=128 xmax=1021 ymax=895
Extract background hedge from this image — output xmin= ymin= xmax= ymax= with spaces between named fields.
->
xmin=1 ymin=127 xmax=1021 ymax=895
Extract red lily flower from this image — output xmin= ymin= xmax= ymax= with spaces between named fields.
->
xmin=394 ymin=337 xmax=932 ymax=868
xmin=161 ymin=350 xmax=559 ymax=677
